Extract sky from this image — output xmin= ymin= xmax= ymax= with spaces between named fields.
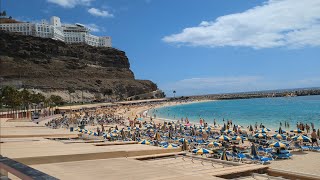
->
xmin=2 ymin=0 xmax=320 ymax=96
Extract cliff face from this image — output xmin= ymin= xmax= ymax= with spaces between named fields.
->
xmin=0 ymin=31 xmax=158 ymax=100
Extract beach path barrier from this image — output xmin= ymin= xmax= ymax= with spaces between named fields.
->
xmin=0 ymin=156 xmax=58 ymax=180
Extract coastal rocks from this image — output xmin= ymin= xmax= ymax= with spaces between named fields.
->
xmin=0 ymin=31 xmax=160 ymax=101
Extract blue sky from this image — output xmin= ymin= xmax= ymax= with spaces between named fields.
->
xmin=3 ymin=0 xmax=320 ymax=96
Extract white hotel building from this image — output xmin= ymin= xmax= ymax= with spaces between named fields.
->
xmin=0 ymin=16 xmax=112 ymax=47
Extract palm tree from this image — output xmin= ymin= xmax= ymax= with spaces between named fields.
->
xmin=30 ymin=92 xmax=45 ymax=118
xmin=20 ymin=89 xmax=31 ymax=118
xmin=1 ymin=86 xmax=20 ymax=118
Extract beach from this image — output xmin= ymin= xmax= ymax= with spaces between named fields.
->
xmin=1 ymin=99 xmax=320 ymax=179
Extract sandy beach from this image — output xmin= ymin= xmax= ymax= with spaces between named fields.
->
xmin=1 ymin=99 xmax=320 ymax=180
xmin=114 ymin=100 xmax=320 ymax=176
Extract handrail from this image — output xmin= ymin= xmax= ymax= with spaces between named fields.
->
xmin=0 ymin=156 xmax=58 ymax=180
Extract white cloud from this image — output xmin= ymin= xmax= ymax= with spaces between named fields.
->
xmin=47 ymin=0 xmax=93 ymax=8
xmin=88 ymin=8 xmax=114 ymax=17
xmin=84 ymin=23 xmax=102 ymax=32
xmin=163 ymin=0 xmax=320 ymax=49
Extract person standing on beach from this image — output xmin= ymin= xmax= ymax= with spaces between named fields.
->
xmin=306 ymin=124 xmax=310 ymax=133
xmin=311 ymin=129 xmax=319 ymax=147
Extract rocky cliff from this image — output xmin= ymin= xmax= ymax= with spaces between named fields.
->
xmin=0 ymin=31 xmax=159 ymax=101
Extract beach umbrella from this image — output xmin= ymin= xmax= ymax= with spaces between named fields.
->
xmin=208 ymin=141 xmax=222 ymax=148
xmin=221 ymin=149 xmax=228 ymax=161
xmin=292 ymin=135 xmax=311 ymax=142
xmin=290 ymin=129 xmax=304 ymax=134
xmin=139 ymin=139 xmax=151 ymax=145
xmin=163 ymin=143 xmax=178 ymax=149
xmin=112 ymin=129 xmax=119 ymax=134
xmin=270 ymin=142 xmax=286 ymax=148
xmin=104 ymin=133 xmax=114 ymax=138
xmin=192 ymin=148 xmax=213 ymax=155
xmin=232 ymin=135 xmax=245 ymax=141
xmin=223 ymin=129 xmax=234 ymax=134
xmin=272 ymin=134 xmax=287 ymax=140
xmin=218 ymin=135 xmax=231 ymax=142
xmin=251 ymin=143 xmax=258 ymax=156
xmin=254 ymin=133 xmax=267 ymax=139
xmin=256 ymin=128 xmax=271 ymax=133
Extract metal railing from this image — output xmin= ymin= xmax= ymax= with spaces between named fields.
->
xmin=0 ymin=156 xmax=58 ymax=180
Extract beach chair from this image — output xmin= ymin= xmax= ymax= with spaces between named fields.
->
xmin=291 ymin=143 xmax=307 ymax=151
xmin=233 ymin=153 xmax=246 ymax=162
xmin=271 ymin=152 xmax=292 ymax=159
xmin=226 ymin=151 xmax=236 ymax=161
xmin=243 ymin=154 xmax=255 ymax=164
xmin=244 ymin=154 xmax=272 ymax=164
xmin=257 ymin=156 xmax=273 ymax=165
xmin=309 ymin=146 xmax=320 ymax=151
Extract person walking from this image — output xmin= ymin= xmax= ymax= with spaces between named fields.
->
xmin=311 ymin=129 xmax=319 ymax=147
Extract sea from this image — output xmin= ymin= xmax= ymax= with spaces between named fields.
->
xmin=150 ymin=95 xmax=320 ymax=130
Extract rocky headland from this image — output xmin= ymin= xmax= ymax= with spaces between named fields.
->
xmin=0 ymin=31 xmax=161 ymax=101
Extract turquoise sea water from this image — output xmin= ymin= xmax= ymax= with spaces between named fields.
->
xmin=151 ymin=95 xmax=320 ymax=130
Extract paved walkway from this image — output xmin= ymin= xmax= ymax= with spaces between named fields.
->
xmin=31 ymin=158 xmax=222 ymax=180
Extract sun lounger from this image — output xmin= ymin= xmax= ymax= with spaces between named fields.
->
xmin=309 ymin=146 xmax=320 ymax=151
xmin=244 ymin=154 xmax=273 ymax=164
xmin=233 ymin=153 xmax=246 ymax=162
xmin=272 ymin=152 xmax=292 ymax=159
